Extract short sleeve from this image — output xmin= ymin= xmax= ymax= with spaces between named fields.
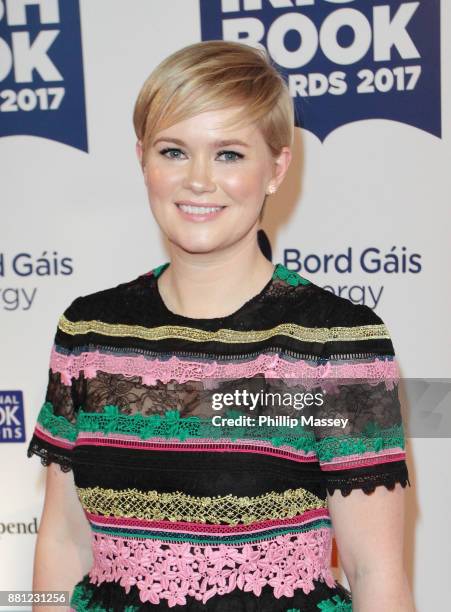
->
xmin=308 ymin=304 xmax=411 ymax=497
xmin=26 ymin=300 xmax=83 ymax=473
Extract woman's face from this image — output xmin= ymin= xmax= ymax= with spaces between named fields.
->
xmin=137 ymin=108 xmax=291 ymax=255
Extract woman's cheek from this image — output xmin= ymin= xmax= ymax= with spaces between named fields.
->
xmin=147 ymin=166 xmax=173 ymax=195
xmin=223 ymin=168 xmax=261 ymax=200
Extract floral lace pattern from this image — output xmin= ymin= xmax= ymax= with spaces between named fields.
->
xmin=76 ymin=405 xmax=317 ymax=450
xmin=35 ymin=401 xmax=77 ymax=442
xmin=271 ymin=264 xmax=311 ymax=287
xmin=316 ymin=595 xmax=353 ymax=610
xmin=89 ymin=530 xmax=336 ymax=607
xmin=36 ymin=400 xmax=406 ymax=465
xmin=315 ymin=423 xmax=405 ymax=463
xmin=49 ymin=344 xmax=399 ymax=388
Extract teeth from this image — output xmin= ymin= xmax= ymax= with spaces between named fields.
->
xmin=178 ymin=204 xmax=223 ymax=215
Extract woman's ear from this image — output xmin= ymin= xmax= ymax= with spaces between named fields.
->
xmin=272 ymin=146 xmax=292 ymax=191
xmin=136 ymin=140 xmax=143 ymax=166
xmin=136 ymin=140 xmax=144 ymax=169
xmin=136 ymin=140 xmax=148 ymax=184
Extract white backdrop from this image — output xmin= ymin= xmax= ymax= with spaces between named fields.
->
xmin=1 ymin=1 xmax=450 ymax=611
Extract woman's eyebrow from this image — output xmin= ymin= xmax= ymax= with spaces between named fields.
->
xmin=153 ymin=137 xmax=250 ymax=148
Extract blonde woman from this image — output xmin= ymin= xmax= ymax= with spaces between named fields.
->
xmin=28 ymin=40 xmax=414 ymax=611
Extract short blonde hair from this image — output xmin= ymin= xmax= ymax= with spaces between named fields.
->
xmin=133 ymin=40 xmax=294 ymax=163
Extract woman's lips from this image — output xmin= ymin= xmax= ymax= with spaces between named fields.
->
xmin=175 ymin=203 xmax=226 ymax=222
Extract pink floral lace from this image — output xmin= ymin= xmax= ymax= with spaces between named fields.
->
xmin=89 ymin=530 xmax=336 ymax=607
xmin=50 ymin=346 xmax=399 ymax=388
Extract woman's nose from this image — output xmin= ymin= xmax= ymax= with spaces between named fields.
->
xmin=183 ymin=157 xmax=216 ymax=192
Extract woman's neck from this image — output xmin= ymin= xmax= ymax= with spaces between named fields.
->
xmin=157 ymin=244 xmax=274 ymax=319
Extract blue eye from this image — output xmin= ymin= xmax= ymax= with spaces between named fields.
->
xmin=159 ymin=148 xmax=184 ymax=160
xmin=217 ymin=150 xmax=244 ymax=162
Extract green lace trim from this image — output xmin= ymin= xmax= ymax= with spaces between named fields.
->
xmin=272 ymin=262 xmax=311 ymax=286
xmin=76 ymin=405 xmax=317 ymax=452
xmin=37 ymin=402 xmax=405 ymax=461
xmin=316 ymin=422 xmax=405 ymax=462
xmin=36 ymin=401 xmax=77 ymax=442
xmin=152 ymin=261 xmax=169 ymax=278
xmin=317 ymin=594 xmax=353 ymax=610
xmin=70 ymin=581 xmax=137 ymax=612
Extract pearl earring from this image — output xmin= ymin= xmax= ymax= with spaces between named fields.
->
xmin=267 ymin=184 xmax=276 ymax=195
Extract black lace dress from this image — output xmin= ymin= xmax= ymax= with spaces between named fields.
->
xmin=27 ymin=262 xmax=410 ymax=611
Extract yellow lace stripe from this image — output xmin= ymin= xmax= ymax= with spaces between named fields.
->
xmin=76 ymin=486 xmax=327 ymax=525
xmin=59 ymin=315 xmax=389 ymax=344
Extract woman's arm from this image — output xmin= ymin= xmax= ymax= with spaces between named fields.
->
xmin=328 ymin=483 xmax=415 ymax=612
xmin=32 ymin=463 xmax=93 ymax=611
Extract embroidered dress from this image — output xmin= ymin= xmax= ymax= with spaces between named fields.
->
xmin=27 ymin=262 xmax=410 ymax=612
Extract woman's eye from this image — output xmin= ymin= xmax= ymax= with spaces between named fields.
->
xmin=217 ymin=150 xmax=244 ymax=162
xmin=159 ymin=148 xmax=185 ymax=159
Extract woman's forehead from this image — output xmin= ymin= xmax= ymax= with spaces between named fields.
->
xmin=152 ymin=113 xmax=262 ymax=145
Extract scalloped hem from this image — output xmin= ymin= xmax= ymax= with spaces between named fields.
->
xmin=325 ymin=473 xmax=411 ymax=497
xmin=27 ymin=444 xmax=73 ymax=473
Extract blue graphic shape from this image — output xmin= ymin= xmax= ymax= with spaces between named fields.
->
xmin=0 ymin=390 xmax=25 ymax=443
xmin=0 ymin=0 xmax=88 ymax=151
xmin=200 ymin=0 xmax=441 ymax=142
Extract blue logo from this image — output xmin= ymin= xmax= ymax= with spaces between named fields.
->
xmin=0 ymin=0 xmax=87 ymax=151
xmin=200 ymin=0 xmax=441 ymax=141
xmin=0 ymin=391 xmax=25 ymax=442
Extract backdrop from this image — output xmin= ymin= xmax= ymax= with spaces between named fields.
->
xmin=1 ymin=1 xmax=449 ymax=611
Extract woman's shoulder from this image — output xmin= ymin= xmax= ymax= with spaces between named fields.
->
xmin=59 ymin=266 xmax=161 ymax=325
xmin=279 ymin=271 xmax=394 ymax=358
xmin=283 ymin=271 xmax=386 ymax=329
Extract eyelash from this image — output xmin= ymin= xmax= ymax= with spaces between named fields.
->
xmin=159 ymin=147 xmax=244 ymax=163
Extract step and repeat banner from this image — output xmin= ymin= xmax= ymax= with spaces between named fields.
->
xmin=1 ymin=1 xmax=449 ymax=610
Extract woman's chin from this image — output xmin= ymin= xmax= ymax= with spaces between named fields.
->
xmin=173 ymin=240 xmax=226 ymax=255
xmin=163 ymin=227 xmax=227 ymax=254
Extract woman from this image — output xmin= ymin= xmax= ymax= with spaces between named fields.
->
xmin=27 ymin=40 xmax=414 ymax=611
